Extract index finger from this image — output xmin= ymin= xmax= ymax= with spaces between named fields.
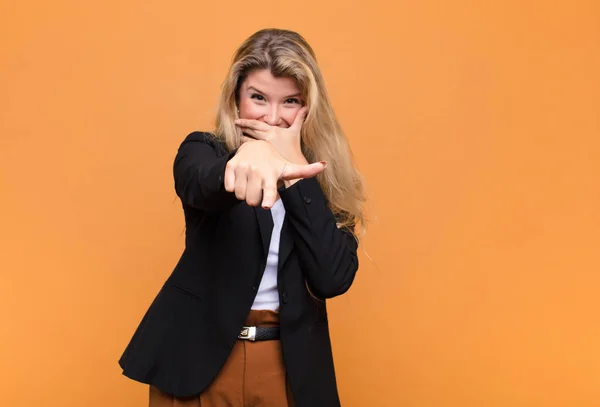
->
xmin=261 ymin=178 xmax=278 ymax=209
xmin=235 ymin=119 xmax=270 ymax=131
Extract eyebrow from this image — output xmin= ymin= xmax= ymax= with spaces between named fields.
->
xmin=247 ymin=86 xmax=302 ymax=99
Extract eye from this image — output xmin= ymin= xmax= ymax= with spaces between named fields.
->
xmin=285 ymin=98 xmax=301 ymax=104
xmin=250 ymin=93 xmax=265 ymax=101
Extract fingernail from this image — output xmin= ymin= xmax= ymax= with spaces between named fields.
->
xmin=320 ymin=161 xmax=328 ymax=168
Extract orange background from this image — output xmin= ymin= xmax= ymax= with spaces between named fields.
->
xmin=1 ymin=1 xmax=599 ymax=406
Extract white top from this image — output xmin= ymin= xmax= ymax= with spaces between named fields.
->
xmin=251 ymin=198 xmax=286 ymax=311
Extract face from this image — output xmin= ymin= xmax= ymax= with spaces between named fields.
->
xmin=237 ymin=69 xmax=304 ymax=128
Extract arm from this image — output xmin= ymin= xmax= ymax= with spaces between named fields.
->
xmin=173 ymin=132 xmax=241 ymax=212
xmin=279 ymin=177 xmax=359 ymax=299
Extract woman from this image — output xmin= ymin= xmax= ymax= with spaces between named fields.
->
xmin=118 ymin=28 xmax=366 ymax=407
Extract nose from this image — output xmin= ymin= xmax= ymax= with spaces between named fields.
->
xmin=263 ymin=105 xmax=282 ymax=126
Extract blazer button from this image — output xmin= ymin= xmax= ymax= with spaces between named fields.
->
xmin=303 ymin=196 xmax=312 ymax=204
xmin=282 ymin=292 xmax=288 ymax=303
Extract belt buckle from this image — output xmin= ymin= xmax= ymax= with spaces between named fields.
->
xmin=238 ymin=326 xmax=256 ymax=341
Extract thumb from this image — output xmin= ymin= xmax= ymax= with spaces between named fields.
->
xmin=280 ymin=161 xmax=327 ymax=180
xmin=290 ymin=106 xmax=309 ymax=131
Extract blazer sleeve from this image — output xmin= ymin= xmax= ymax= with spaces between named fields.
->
xmin=173 ymin=132 xmax=241 ymax=212
xmin=278 ymin=177 xmax=359 ymax=299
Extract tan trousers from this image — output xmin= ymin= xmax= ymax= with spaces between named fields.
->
xmin=149 ymin=309 xmax=295 ymax=407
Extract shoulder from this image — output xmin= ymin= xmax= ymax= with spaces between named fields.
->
xmin=178 ymin=131 xmax=228 ymax=155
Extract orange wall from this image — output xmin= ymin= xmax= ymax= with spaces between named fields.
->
xmin=1 ymin=1 xmax=599 ymax=406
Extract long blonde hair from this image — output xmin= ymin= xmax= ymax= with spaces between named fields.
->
xmin=215 ymin=28 xmax=366 ymax=234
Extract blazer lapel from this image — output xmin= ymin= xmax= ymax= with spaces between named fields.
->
xmin=277 ymin=216 xmax=294 ymax=272
xmin=254 ymin=206 xmax=274 ymax=260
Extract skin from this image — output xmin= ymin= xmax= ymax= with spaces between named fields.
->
xmin=224 ymin=69 xmax=326 ymax=209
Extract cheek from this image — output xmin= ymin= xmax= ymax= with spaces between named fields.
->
xmin=238 ymin=99 xmax=262 ymax=119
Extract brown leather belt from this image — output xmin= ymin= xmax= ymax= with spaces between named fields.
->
xmin=237 ymin=326 xmax=280 ymax=341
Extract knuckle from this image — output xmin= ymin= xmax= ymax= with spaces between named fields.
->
xmin=226 ymin=160 xmax=240 ymax=172
xmin=258 ymin=168 xmax=272 ymax=179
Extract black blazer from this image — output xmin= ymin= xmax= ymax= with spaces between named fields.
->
xmin=118 ymin=132 xmax=359 ymax=407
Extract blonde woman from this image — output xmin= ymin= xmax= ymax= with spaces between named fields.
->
xmin=119 ymin=28 xmax=365 ymax=407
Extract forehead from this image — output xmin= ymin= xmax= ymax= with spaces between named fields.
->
xmin=243 ymin=69 xmax=300 ymax=95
